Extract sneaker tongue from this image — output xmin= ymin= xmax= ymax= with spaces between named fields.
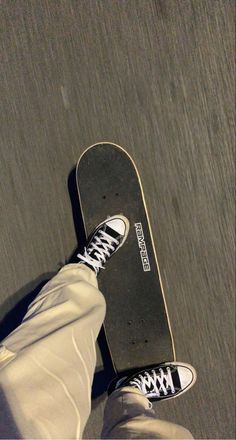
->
xmin=105 ymin=225 xmax=120 ymax=240
xmin=171 ymin=366 xmax=181 ymax=391
xmin=89 ymin=249 xmax=97 ymax=259
xmin=87 ymin=225 xmax=119 ymax=261
xmin=87 ymin=229 xmax=114 ymax=260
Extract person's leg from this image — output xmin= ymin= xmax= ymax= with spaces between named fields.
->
xmin=0 ymin=263 xmax=105 ymax=439
xmin=102 ymin=387 xmax=193 ymax=439
xmin=102 ymin=362 xmax=197 ymax=439
xmin=0 ymin=214 xmax=129 ymax=440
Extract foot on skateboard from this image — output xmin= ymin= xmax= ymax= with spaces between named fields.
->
xmin=77 ymin=214 xmax=130 ymax=275
xmin=76 ymin=143 xmax=197 ymax=398
xmin=108 ymin=362 xmax=197 ymax=402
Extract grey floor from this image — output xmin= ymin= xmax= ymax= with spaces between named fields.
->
xmin=0 ymin=1 xmax=235 ymax=439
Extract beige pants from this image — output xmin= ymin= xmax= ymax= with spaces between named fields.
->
xmin=0 ymin=264 xmax=193 ymax=439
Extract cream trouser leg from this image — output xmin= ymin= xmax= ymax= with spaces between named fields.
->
xmin=102 ymin=387 xmax=193 ymax=439
xmin=0 ymin=264 xmax=193 ymax=439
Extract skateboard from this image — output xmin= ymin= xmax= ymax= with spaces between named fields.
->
xmin=76 ymin=142 xmax=176 ymax=376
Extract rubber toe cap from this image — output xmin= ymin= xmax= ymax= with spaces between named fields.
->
xmin=107 ymin=218 xmax=126 ymax=235
xmin=177 ymin=365 xmax=196 ymax=390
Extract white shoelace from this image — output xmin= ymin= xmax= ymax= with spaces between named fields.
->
xmin=129 ymin=367 xmax=175 ymax=397
xmin=77 ymin=230 xmax=119 ymax=275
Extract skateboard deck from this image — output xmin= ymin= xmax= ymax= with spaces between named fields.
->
xmin=76 ymin=142 xmax=175 ymax=375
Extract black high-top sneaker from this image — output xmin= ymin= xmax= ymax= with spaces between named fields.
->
xmin=77 ymin=215 xmax=130 ymax=276
xmin=108 ymin=362 xmax=197 ymax=402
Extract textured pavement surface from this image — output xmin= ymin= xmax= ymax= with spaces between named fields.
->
xmin=0 ymin=1 xmax=235 ymax=439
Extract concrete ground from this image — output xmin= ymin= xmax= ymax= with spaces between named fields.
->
xmin=0 ymin=1 xmax=235 ymax=439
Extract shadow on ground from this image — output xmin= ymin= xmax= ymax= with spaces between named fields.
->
xmin=0 ymin=274 xmax=55 ymax=342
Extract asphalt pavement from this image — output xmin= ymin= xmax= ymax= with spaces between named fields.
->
xmin=0 ymin=1 xmax=235 ymax=438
